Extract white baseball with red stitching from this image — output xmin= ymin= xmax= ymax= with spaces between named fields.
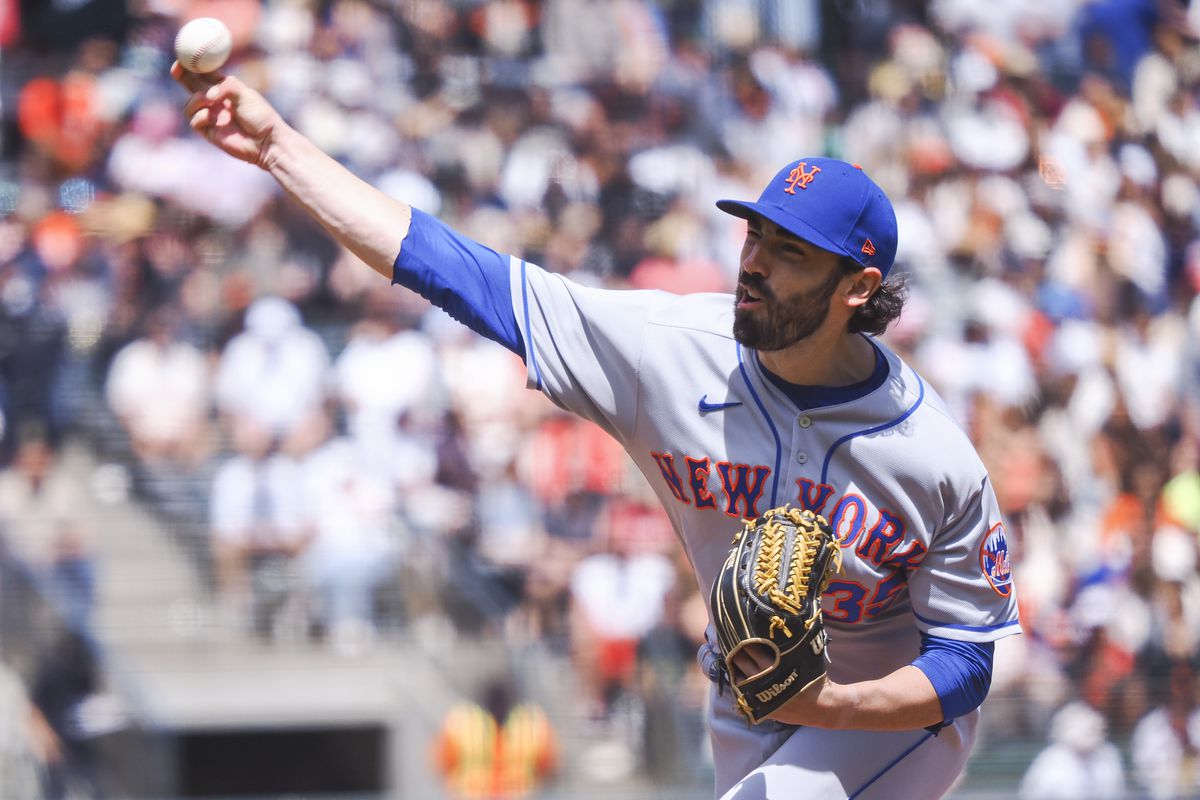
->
xmin=174 ymin=17 xmax=233 ymax=74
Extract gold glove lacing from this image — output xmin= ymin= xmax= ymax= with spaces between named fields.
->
xmin=752 ymin=507 xmax=841 ymax=636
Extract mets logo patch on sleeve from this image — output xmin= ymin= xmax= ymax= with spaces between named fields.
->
xmin=980 ymin=523 xmax=1012 ymax=597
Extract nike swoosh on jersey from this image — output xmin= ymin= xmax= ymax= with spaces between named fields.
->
xmin=698 ymin=395 xmax=743 ymax=414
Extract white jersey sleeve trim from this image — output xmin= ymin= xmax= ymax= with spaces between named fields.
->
xmin=516 ymin=258 xmax=545 ymax=390
xmin=911 ymin=611 xmax=1022 ymax=643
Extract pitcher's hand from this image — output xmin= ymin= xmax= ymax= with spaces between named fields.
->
xmin=171 ymin=61 xmax=284 ymax=168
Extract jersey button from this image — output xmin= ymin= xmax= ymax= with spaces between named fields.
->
xmin=796 ymin=452 xmax=808 ymax=464
xmin=798 ymin=416 xmax=813 ymax=428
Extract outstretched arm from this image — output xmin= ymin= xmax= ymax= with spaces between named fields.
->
xmin=172 ymin=63 xmax=411 ymax=280
xmin=172 ymin=63 xmax=522 ymax=355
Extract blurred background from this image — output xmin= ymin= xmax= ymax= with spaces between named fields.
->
xmin=0 ymin=0 xmax=1199 ymax=798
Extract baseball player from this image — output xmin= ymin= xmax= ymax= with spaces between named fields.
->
xmin=174 ymin=64 xmax=1020 ymax=800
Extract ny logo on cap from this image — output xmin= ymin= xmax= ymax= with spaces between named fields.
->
xmin=784 ymin=163 xmax=821 ymax=194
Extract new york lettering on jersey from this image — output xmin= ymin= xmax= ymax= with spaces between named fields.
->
xmin=650 ymin=450 xmax=928 ymax=625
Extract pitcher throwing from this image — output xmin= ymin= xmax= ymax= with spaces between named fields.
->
xmin=173 ymin=57 xmax=1020 ymax=799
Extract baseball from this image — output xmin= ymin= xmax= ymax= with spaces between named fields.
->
xmin=174 ymin=17 xmax=233 ymax=74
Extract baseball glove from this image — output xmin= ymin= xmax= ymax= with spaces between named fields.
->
xmin=709 ymin=505 xmax=843 ymax=724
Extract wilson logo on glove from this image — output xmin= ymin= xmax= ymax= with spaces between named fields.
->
xmin=755 ymin=670 xmax=799 ymax=703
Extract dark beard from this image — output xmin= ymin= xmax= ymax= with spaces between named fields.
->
xmin=732 ymin=267 xmax=843 ymax=351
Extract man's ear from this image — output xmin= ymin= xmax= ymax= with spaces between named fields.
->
xmin=844 ymin=267 xmax=883 ymax=309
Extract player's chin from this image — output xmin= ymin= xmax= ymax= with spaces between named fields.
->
xmin=732 ymin=312 xmax=771 ymax=348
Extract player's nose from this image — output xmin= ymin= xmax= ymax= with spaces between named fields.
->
xmin=741 ymin=240 xmax=768 ymax=276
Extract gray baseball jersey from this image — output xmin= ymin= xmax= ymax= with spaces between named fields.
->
xmin=509 ymin=257 xmax=1020 ymax=799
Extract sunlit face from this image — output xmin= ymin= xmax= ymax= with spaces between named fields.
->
xmin=732 ymin=216 xmax=845 ymax=351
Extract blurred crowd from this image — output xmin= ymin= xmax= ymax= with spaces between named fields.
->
xmin=1 ymin=0 xmax=1200 ymax=795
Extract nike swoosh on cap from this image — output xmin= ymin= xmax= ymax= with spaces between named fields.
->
xmin=699 ymin=395 xmax=743 ymax=414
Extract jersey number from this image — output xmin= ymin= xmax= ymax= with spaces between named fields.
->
xmin=823 ymin=580 xmax=869 ymax=624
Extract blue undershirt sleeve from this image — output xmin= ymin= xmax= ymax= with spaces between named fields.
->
xmin=912 ymin=633 xmax=994 ymax=725
xmin=392 ymin=208 xmax=525 ymax=359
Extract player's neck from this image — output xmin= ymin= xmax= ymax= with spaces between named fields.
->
xmin=756 ymin=330 xmax=876 ymax=388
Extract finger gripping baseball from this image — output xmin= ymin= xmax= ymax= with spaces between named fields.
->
xmin=710 ymin=506 xmax=842 ymax=724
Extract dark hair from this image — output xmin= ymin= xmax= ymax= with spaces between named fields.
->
xmin=840 ymin=256 xmax=909 ymax=336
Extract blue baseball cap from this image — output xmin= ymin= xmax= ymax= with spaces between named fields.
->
xmin=716 ymin=158 xmax=898 ymax=278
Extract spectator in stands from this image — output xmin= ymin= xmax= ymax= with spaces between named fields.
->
xmin=1019 ymin=700 xmax=1126 ymax=799
xmin=431 ymin=313 xmax=532 ymax=480
xmin=0 ymin=225 xmax=70 ymax=463
xmin=333 ymin=286 xmax=440 ymax=480
xmin=569 ymin=512 xmax=676 ymax=720
xmin=433 ymin=674 xmax=558 ymax=800
xmin=1132 ymin=662 xmax=1200 ymax=798
xmin=0 ymin=431 xmax=94 ymax=626
xmin=30 ymin=630 xmax=103 ymax=800
xmin=297 ymin=416 xmax=399 ymax=655
xmin=105 ymin=304 xmax=212 ymax=467
xmin=474 ymin=455 xmax=544 ymax=573
xmin=214 ymin=296 xmax=330 ymax=441
xmin=635 ymin=571 xmax=710 ymax=785
xmin=1163 ymin=438 xmax=1200 ymax=538
xmin=209 ymin=416 xmax=311 ymax=641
